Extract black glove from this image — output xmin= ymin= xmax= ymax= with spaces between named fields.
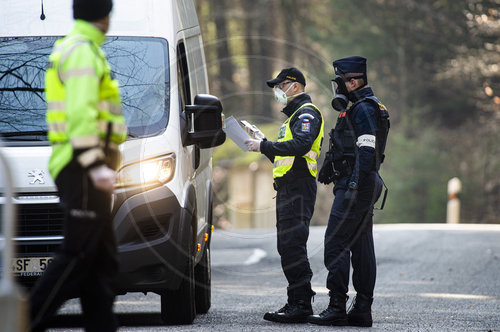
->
xmin=343 ymin=182 xmax=358 ymax=208
xmin=318 ymin=153 xmax=334 ymax=184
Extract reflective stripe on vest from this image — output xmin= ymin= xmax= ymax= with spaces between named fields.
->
xmin=60 ymin=67 xmax=96 ymax=82
xmin=272 ymin=103 xmax=324 ymax=179
xmin=71 ymin=135 xmax=100 ymax=149
xmin=99 ymin=101 xmax=123 ymax=115
xmin=77 ymin=147 xmax=105 ymax=168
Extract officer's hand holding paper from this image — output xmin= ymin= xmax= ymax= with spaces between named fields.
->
xmin=225 ymin=116 xmax=264 ymax=152
xmin=245 ymin=139 xmax=261 ymax=152
xmin=241 ymin=120 xmax=265 ymax=140
xmin=241 ymin=120 xmax=264 ymax=152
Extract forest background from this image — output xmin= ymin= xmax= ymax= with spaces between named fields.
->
xmin=194 ymin=0 xmax=500 ymax=225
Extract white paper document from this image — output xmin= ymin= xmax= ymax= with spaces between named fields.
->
xmin=224 ymin=116 xmax=250 ymax=151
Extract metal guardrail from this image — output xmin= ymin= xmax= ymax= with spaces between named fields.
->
xmin=0 ymin=146 xmax=28 ymax=332
xmin=0 ymin=144 xmax=15 ymax=287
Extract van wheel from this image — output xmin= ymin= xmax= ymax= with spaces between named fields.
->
xmin=195 ymin=243 xmax=211 ymax=314
xmin=160 ymin=233 xmax=196 ymax=324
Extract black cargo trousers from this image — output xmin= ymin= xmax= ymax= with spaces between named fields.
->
xmin=30 ymin=161 xmax=118 ymax=332
xmin=324 ymin=171 xmax=383 ymax=298
xmin=275 ymin=175 xmax=316 ymax=303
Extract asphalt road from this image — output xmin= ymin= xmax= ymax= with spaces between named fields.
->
xmin=48 ymin=223 xmax=500 ymax=331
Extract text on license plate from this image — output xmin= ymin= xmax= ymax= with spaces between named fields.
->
xmin=12 ymin=257 xmax=53 ymax=276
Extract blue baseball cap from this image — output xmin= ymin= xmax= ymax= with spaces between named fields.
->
xmin=332 ymin=56 xmax=367 ymax=75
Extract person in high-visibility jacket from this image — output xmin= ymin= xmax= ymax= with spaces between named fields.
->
xmin=245 ymin=67 xmax=324 ymax=324
xmin=29 ymin=1 xmax=126 ymax=331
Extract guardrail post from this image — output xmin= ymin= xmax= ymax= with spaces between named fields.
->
xmin=0 ymin=147 xmax=28 ymax=331
xmin=446 ymin=177 xmax=462 ymax=224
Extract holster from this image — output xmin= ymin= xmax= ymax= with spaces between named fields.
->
xmin=327 ymin=128 xmax=353 ymax=183
xmin=104 ymin=122 xmax=122 ymax=171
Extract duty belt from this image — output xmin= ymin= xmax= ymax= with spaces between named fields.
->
xmin=273 ymin=169 xmax=312 ymax=191
xmin=333 ymin=159 xmax=353 ymax=180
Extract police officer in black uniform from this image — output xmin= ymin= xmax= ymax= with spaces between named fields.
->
xmin=245 ymin=68 xmax=324 ymax=323
xmin=308 ymin=56 xmax=390 ymax=327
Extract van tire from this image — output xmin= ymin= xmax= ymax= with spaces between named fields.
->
xmin=160 ymin=227 xmax=196 ymax=325
xmin=195 ymin=244 xmax=211 ymax=314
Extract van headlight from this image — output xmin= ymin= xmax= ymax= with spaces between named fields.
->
xmin=115 ymin=154 xmax=175 ymax=188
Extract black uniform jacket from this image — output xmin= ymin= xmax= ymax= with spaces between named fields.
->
xmin=347 ymin=87 xmax=379 ymax=186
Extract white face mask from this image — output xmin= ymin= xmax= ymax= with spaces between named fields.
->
xmin=274 ymin=82 xmax=296 ymax=105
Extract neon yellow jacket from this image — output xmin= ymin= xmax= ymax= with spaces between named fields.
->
xmin=45 ymin=20 xmax=127 ymax=179
xmin=273 ymin=103 xmax=324 ymax=178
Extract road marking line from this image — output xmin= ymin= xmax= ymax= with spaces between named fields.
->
xmin=212 ymin=248 xmax=267 ymax=266
xmin=374 ymin=293 xmax=498 ymax=300
xmin=243 ymin=248 xmax=267 ymax=265
xmin=374 ymin=223 xmax=500 ymax=232
xmin=417 ymin=293 xmax=496 ymax=300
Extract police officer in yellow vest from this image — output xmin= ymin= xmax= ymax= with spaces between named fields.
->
xmin=245 ymin=68 xmax=324 ymax=323
xmin=30 ymin=0 xmax=127 ymax=331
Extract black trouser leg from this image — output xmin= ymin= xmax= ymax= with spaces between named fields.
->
xmin=351 ymin=173 xmax=382 ymax=297
xmin=351 ymin=223 xmax=376 ymax=298
xmin=324 ymin=172 xmax=382 ymax=297
xmin=80 ymin=210 xmax=118 ymax=332
xmin=276 ymin=177 xmax=316 ymax=302
xmin=80 ymin=265 xmax=117 ymax=332
xmin=29 ymin=251 xmax=82 ymax=331
xmin=277 ymin=217 xmax=312 ymax=299
xmin=30 ymin=163 xmax=118 ymax=331
xmin=324 ymin=202 xmax=354 ymax=296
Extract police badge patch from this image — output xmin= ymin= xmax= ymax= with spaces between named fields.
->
xmin=301 ymin=119 xmax=310 ymax=132
xmin=278 ymin=125 xmax=287 ymax=139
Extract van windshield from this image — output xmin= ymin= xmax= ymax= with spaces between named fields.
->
xmin=0 ymin=36 xmax=170 ymax=141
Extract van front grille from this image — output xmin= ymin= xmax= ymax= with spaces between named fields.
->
xmin=16 ymin=203 xmax=65 ymax=237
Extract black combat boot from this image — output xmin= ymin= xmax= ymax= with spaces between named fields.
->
xmin=307 ymin=293 xmax=348 ymax=326
xmin=263 ymin=290 xmax=315 ymax=323
xmin=263 ymin=300 xmax=313 ymax=323
xmin=347 ymin=293 xmax=373 ymax=327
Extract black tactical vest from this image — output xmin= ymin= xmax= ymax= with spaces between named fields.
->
xmin=329 ymin=96 xmax=390 ymax=173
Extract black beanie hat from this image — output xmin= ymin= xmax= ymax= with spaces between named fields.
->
xmin=73 ymin=0 xmax=113 ymax=21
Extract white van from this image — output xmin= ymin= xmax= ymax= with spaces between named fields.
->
xmin=0 ymin=0 xmax=225 ymax=325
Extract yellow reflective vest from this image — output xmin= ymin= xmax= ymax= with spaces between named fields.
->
xmin=45 ymin=20 xmax=127 ymax=179
xmin=273 ymin=103 xmax=324 ymax=179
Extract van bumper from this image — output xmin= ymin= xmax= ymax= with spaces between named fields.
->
xmin=112 ymin=185 xmax=192 ymax=294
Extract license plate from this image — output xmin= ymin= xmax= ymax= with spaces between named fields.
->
xmin=12 ymin=257 xmax=53 ymax=276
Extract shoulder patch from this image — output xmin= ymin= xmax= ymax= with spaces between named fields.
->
xmin=298 ymin=113 xmax=315 ymax=120
xmin=301 ymin=119 xmax=311 ymax=132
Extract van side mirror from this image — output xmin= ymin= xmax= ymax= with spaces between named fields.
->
xmin=184 ymin=94 xmax=226 ymax=149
